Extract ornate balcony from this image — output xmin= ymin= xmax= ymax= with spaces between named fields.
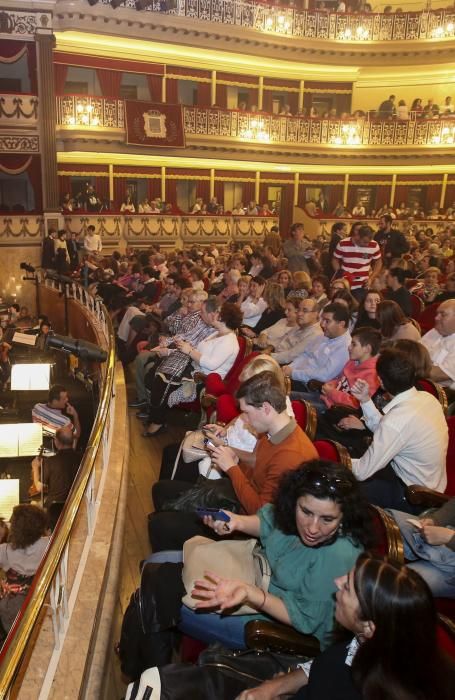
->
xmin=0 ymin=95 xmax=38 ymax=127
xmin=100 ymin=0 xmax=455 ymax=43
xmin=56 ymin=97 xmax=455 ymax=152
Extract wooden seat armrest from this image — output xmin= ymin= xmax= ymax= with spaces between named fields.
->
xmin=405 ymin=485 xmax=450 ymax=507
xmin=245 ymin=620 xmax=321 ymax=657
xmin=193 ymin=372 xmax=207 ymax=384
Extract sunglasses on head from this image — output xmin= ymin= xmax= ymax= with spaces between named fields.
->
xmin=303 ymin=470 xmax=352 ymax=495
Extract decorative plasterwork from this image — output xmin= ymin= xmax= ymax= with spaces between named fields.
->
xmin=0 ymin=134 xmax=40 ymax=152
xmin=0 ymin=9 xmax=52 ymax=38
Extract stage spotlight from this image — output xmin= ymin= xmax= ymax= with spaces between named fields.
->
xmin=46 ymin=334 xmax=108 ymax=363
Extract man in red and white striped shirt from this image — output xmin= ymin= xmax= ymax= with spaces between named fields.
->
xmin=332 ymin=225 xmax=382 ymax=300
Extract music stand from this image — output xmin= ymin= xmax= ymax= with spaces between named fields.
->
xmin=0 ymin=423 xmax=43 ymax=457
xmin=0 ymin=480 xmax=20 ymax=521
xmin=11 ymin=363 xmax=51 ymax=391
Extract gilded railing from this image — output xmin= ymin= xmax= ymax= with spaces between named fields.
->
xmin=99 ymin=0 xmax=455 ymax=42
xmin=56 ymin=97 xmax=455 ymax=148
xmin=56 ymin=94 xmax=124 ymax=129
xmin=184 ymin=107 xmax=455 ymax=147
xmin=0 ymin=277 xmax=116 ymax=697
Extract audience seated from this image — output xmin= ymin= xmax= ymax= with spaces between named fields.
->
xmin=421 ymin=299 xmax=455 ymax=394
xmin=32 ymin=384 xmax=81 ymax=443
xmin=348 ymin=348 xmax=448 ymax=511
xmin=148 ymin=371 xmax=318 ymax=552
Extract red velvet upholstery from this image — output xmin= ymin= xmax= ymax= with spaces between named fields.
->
xmin=176 ymin=338 xmax=254 ymax=415
xmin=437 ymin=622 xmax=455 ymax=659
xmin=436 ymin=599 xmax=455 ymax=625
xmin=314 ymin=440 xmax=341 ymax=462
xmin=292 ymin=400 xmax=308 ymax=431
xmin=205 ymin=340 xmax=258 ymax=398
xmin=445 ymin=417 xmax=455 ymax=497
xmin=418 ymin=302 xmax=439 ymax=334
xmin=216 ymin=394 xmax=240 ymax=424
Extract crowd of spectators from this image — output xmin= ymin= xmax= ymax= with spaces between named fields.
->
xmin=305 ymin=196 xmax=455 ymax=221
xmin=106 ymin=201 xmax=455 ymax=692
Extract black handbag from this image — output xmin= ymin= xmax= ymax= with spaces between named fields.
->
xmin=156 ymin=644 xmax=306 ymax=700
xmin=161 ymin=476 xmax=242 ymax=513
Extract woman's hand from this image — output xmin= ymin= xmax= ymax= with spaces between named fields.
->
xmin=337 ymin=415 xmax=364 ymax=431
xmin=236 ymin=678 xmax=287 ymax=700
xmin=192 ymin=571 xmax=251 ymax=611
xmin=422 ymin=525 xmax=454 ymax=546
xmin=203 ymin=424 xmax=227 ymax=439
xmin=201 ymin=510 xmax=241 ymax=536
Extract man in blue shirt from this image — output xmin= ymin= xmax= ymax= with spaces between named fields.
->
xmin=283 ymin=303 xmax=351 ymax=409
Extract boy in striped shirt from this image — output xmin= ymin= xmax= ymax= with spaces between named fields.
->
xmin=332 ymin=225 xmax=382 ymax=301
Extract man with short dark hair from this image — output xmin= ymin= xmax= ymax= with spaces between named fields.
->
xmin=283 ymin=303 xmax=352 ymax=391
xmin=32 ymin=385 xmax=81 ymax=441
xmin=148 ymin=371 xmax=318 ymax=551
xmin=344 ymin=349 xmax=448 ymax=511
xmin=332 ymin=225 xmax=382 ymax=299
xmin=386 ymin=267 xmax=412 ymax=316
xmin=374 ymin=215 xmax=409 ymax=265
xmin=377 ymin=94 xmax=396 ymax=118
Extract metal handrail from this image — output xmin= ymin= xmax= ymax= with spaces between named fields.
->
xmin=0 ymin=279 xmax=116 ymax=697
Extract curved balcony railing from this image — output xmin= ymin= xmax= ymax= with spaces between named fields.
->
xmin=183 ymin=106 xmax=455 ymax=147
xmin=100 ymin=0 xmax=455 ymax=43
xmin=0 ymin=277 xmax=116 ymax=697
xmin=56 ymin=97 xmax=455 ymax=148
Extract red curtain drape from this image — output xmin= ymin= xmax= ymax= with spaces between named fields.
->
xmin=375 ymin=185 xmax=391 ymax=212
xmin=195 ymin=180 xmax=210 ymax=201
xmin=216 ymin=84 xmax=227 ymax=108
xmin=27 ymin=156 xmax=42 ymax=212
xmin=393 ymin=185 xmax=408 ymax=208
xmin=26 ymin=44 xmax=37 ymax=94
xmin=425 ymin=184 xmax=442 ymax=211
xmin=214 ymin=180 xmax=225 ymax=205
xmin=242 ymin=181 xmax=256 ymax=204
xmin=0 ymin=39 xmax=27 ymax=59
xmin=147 ymin=179 xmax=162 ymax=200
xmin=54 ymin=64 xmax=68 ymax=94
xmin=262 ymin=91 xmax=273 ymax=113
xmin=444 ymin=183 xmax=455 ymax=209
xmin=288 ymin=93 xmax=298 ymax=115
xmin=96 ymin=177 xmax=109 ymax=205
xmin=197 ymin=82 xmax=211 ymax=107
xmin=114 ymin=177 xmax=127 ymax=211
xmin=279 ymin=184 xmax=294 ymax=237
xmin=328 ymin=185 xmax=343 ymax=212
xmin=97 ymin=69 xmax=123 ymax=98
xmin=0 ymin=154 xmax=33 ymax=173
xmin=248 ymin=89 xmax=258 ymax=110
xmin=147 ymin=74 xmax=162 ymax=102
xmin=166 ymin=78 xmax=179 ymax=104
xmin=58 ymin=175 xmax=72 ymax=201
xmin=165 ymin=179 xmax=177 ymax=204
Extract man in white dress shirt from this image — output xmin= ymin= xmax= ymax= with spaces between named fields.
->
xmin=421 ymin=299 xmax=455 ymax=394
xmin=345 ymin=348 xmax=448 ymax=513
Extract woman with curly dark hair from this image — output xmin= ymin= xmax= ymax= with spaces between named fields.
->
xmin=184 ymin=460 xmax=372 ymax=652
xmin=0 ymin=505 xmax=49 ymax=641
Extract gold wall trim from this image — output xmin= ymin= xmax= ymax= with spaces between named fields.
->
xmin=57 ymin=170 xmax=109 ymax=177
xmin=112 ymin=173 xmax=161 ymax=179
xmin=165 ymin=73 xmax=211 ymax=83
xmin=304 ymin=88 xmax=352 ymax=94
xmin=216 ymin=80 xmax=259 ymax=88
xmin=263 ymin=85 xmax=300 ymax=93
